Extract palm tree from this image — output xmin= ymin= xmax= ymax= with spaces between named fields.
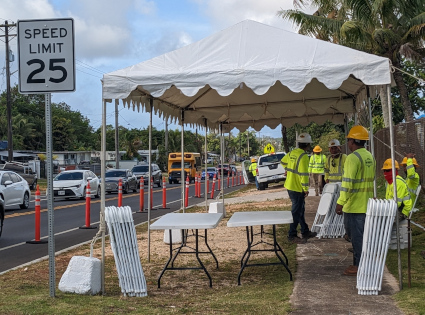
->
xmin=279 ymin=0 xmax=425 ymax=124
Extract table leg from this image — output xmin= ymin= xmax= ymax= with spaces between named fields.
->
xmin=158 ymin=229 xmax=175 ymax=288
xmin=203 ymin=229 xmax=219 ymax=269
xmin=272 ymin=225 xmax=292 ymax=280
xmin=238 ymin=226 xmax=253 ymax=285
xmin=195 ymin=229 xmax=213 ymax=287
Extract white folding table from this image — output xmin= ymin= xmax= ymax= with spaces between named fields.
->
xmin=150 ymin=212 xmax=223 ymax=288
xmin=227 ymin=211 xmax=293 ymax=285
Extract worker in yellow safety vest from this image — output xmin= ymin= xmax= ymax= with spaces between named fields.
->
xmin=324 ymin=139 xmax=347 ymax=184
xmin=281 ymin=133 xmax=317 ymax=244
xmin=249 ymin=158 xmax=259 ymax=190
xmin=400 ymin=153 xmax=421 ymax=203
xmin=309 ymin=145 xmax=327 ymax=196
xmin=335 ymin=125 xmax=376 ymax=276
xmin=383 ymin=159 xmax=413 ymax=221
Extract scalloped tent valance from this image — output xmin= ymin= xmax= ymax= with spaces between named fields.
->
xmin=102 ymin=19 xmax=392 ymax=132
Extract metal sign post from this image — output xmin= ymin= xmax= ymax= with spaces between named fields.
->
xmin=17 ymin=18 xmax=75 ymax=298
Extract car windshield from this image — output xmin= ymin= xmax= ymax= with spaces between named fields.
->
xmin=259 ymin=154 xmax=282 ymax=165
xmin=54 ymin=172 xmax=83 ymax=181
xmin=105 ymin=171 xmax=126 ymax=178
xmin=217 ymin=164 xmax=229 ymax=168
xmin=132 ymin=165 xmax=149 ymax=172
xmin=171 ymin=162 xmax=191 ymax=169
xmin=207 ymin=168 xmax=216 ymax=172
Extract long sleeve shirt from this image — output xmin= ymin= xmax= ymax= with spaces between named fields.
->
xmin=282 ymin=148 xmax=309 ymax=193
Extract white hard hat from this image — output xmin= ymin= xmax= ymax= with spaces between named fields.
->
xmin=296 ymin=133 xmax=313 ymax=143
xmin=328 ymin=139 xmax=341 ymax=147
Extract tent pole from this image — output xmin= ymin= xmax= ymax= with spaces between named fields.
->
xmin=367 ymin=87 xmax=377 ymax=198
xmin=181 ymin=110 xmax=185 ymax=212
xmin=147 ymin=99 xmax=153 ymax=262
xmin=204 ymin=118 xmax=208 ymax=211
xmin=220 ymin=123 xmax=224 ymax=207
xmin=344 ymin=115 xmax=348 ymax=154
xmin=387 ymin=84 xmax=402 ymax=290
xmin=101 ymin=98 xmax=106 ymax=294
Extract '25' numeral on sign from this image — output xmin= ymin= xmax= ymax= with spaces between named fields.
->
xmin=27 ymin=58 xmax=68 ymax=84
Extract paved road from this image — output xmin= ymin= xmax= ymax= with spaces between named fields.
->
xmin=0 ymin=179 xmax=242 ymax=274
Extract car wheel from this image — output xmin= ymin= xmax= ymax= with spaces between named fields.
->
xmin=123 ymin=183 xmax=129 ymax=194
xmin=259 ymin=183 xmax=265 ymax=191
xmin=20 ymin=192 xmax=30 ymax=209
xmin=95 ymin=186 xmax=101 ymax=198
xmin=30 ymin=179 xmax=37 ymax=191
xmin=133 ymin=182 xmax=138 ymax=192
xmin=157 ymin=177 xmax=162 ymax=188
xmin=169 ymin=179 xmax=172 ymax=185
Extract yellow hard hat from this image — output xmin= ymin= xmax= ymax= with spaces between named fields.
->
xmin=347 ymin=125 xmax=369 ymax=141
xmin=382 ymin=158 xmax=399 ymax=170
xmin=251 ymin=158 xmax=256 ymax=163
xmin=313 ymin=145 xmax=322 ymax=152
xmin=400 ymin=157 xmax=419 ymax=167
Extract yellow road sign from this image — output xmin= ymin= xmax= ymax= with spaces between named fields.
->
xmin=264 ymin=143 xmax=275 ymax=154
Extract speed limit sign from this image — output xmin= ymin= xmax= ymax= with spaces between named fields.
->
xmin=17 ymin=18 xmax=75 ymax=94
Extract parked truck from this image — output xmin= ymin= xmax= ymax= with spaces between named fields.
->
xmin=255 ymin=152 xmax=286 ymax=190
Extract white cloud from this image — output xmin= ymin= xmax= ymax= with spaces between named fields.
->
xmin=0 ymin=0 xmax=59 ymax=21
xmin=197 ymin=0 xmax=296 ymax=31
xmin=134 ymin=0 xmax=157 ymax=16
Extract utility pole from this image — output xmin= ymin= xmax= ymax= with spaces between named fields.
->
xmin=1 ymin=21 xmax=16 ymax=162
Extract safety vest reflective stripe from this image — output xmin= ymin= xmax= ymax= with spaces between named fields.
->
xmin=341 ymin=187 xmax=374 ymax=193
xmin=407 ymin=165 xmax=414 ymax=170
xmin=397 ymin=195 xmax=411 ymax=202
xmin=301 ymin=183 xmax=309 ymax=187
xmin=408 ymin=188 xmax=417 ymax=194
xmin=329 ymin=179 xmax=342 ymax=183
xmin=286 ymin=167 xmax=309 ymax=176
xmin=342 ymin=177 xmax=374 ymax=183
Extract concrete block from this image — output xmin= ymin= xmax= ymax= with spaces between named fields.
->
xmin=58 ymin=256 xmax=101 ymax=295
xmin=163 ymin=229 xmax=182 ymax=244
xmin=209 ymin=201 xmax=226 ymax=217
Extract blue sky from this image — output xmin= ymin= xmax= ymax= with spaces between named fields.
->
xmin=0 ymin=0 xmax=300 ymax=138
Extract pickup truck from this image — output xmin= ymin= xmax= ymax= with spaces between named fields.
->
xmin=256 ymin=152 xmax=286 ymax=190
xmin=0 ymin=161 xmax=38 ymax=190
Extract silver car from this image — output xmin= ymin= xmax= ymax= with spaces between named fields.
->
xmin=0 ymin=170 xmax=31 ymax=210
xmin=131 ymin=164 xmax=162 ymax=187
xmin=53 ymin=170 xmax=100 ymax=200
xmin=104 ymin=169 xmax=138 ymax=194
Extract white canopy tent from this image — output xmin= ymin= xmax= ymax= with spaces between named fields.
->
xmin=96 ymin=20 xmax=401 ymax=293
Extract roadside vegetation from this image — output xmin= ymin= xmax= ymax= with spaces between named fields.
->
xmin=0 ymin=197 xmax=295 ymax=315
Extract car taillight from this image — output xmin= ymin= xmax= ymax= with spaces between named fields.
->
xmin=256 ymin=168 xmax=259 ymax=175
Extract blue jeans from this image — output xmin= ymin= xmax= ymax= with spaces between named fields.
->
xmin=255 ymin=176 xmax=259 ymax=189
xmin=288 ymin=190 xmax=309 ymax=238
xmin=344 ymin=213 xmax=366 ymax=266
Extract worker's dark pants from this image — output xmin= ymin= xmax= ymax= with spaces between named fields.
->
xmin=288 ymin=190 xmax=309 ymax=238
xmin=344 ymin=213 xmax=366 ymax=266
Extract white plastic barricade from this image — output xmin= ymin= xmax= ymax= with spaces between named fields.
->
xmin=105 ymin=206 xmax=147 ymax=297
xmin=357 ymin=199 xmax=397 ymax=295
xmin=311 ymin=183 xmax=344 ymax=238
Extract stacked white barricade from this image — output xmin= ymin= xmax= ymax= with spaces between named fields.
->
xmin=311 ymin=183 xmax=345 ymax=238
xmin=357 ymin=199 xmax=397 ymax=295
xmin=105 ymin=206 xmax=148 ymax=297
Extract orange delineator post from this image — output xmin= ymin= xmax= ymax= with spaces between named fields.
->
xmin=185 ymin=175 xmax=189 ymax=207
xmin=139 ymin=177 xmax=144 ymax=212
xmin=227 ymin=174 xmax=230 ymax=188
xmin=232 ymin=172 xmax=235 ymax=187
xmin=161 ymin=177 xmax=169 ymax=209
xmin=85 ymin=181 xmax=91 ymax=227
xmin=26 ymin=185 xmax=48 ymax=244
xmin=210 ymin=174 xmax=216 ymax=199
xmin=118 ymin=179 xmax=123 ymax=207
xmin=198 ymin=175 xmax=201 ymax=197
xmin=194 ymin=174 xmax=198 ymax=197
xmin=217 ymin=173 xmax=220 ymax=191
xmin=35 ymin=186 xmax=41 ymax=241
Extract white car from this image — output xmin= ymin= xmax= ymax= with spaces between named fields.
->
xmin=53 ymin=170 xmax=100 ymax=200
xmin=0 ymin=170 xmax=31 ymax=210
